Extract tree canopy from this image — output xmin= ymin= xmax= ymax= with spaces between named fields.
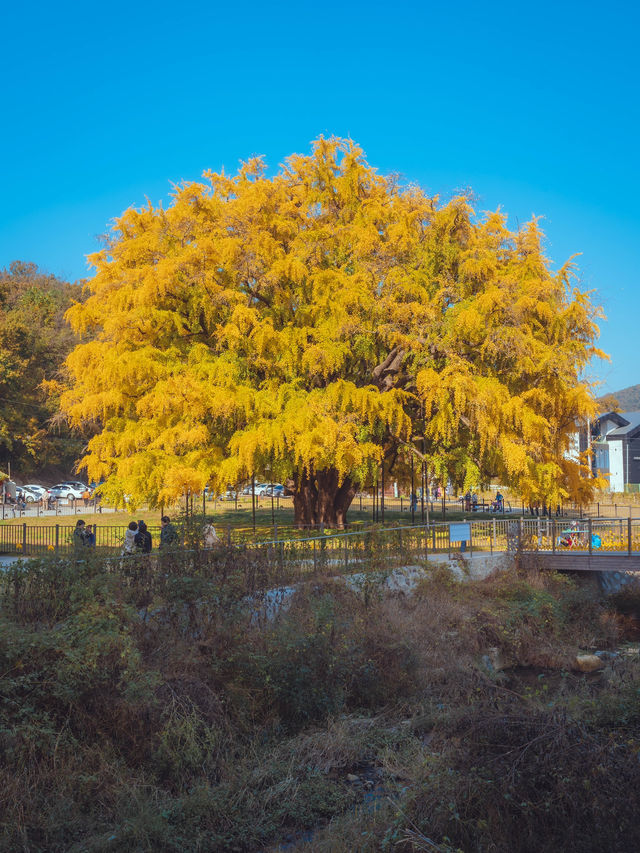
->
xmin=61 ymin=138 xmax=603 ymax=524
xmin=0 ymin=262 xmax=83 ymax=476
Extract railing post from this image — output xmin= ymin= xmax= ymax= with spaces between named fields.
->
xmin=552 ymin=519 xmax=556 ymax=554
xmin=492 ymin=518 xmax=496 ymax=551
xmin=22 ymin=522 xmax=27 ymax=554
xmin=344 ymin=538 xmax=348 ymax=572
xmin=628 ymin=517 xmax=632 ymax=556
xmin=313 ymin=539 xmax=317 ymax=572
xmin=588 ymin=518 xmax=593 ymax=555
xmin=55 ymin=523 xmax=59 ymax=554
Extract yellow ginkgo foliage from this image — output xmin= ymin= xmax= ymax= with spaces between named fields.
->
xmin=61 ymin=138 xmax=603 ymax=525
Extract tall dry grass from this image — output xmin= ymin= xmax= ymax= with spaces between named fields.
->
xmin=0 ymin=549 xmax=637 ymax=851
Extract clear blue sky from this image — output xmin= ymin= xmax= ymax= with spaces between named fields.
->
xmin=1 ymin=0 xmax=638 ymax=393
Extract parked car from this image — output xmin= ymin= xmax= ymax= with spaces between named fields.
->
xmin=23 ymin=484 xmax=50 ymax=500
xmin=49 ymin=483 xmax=85 ymax=500
xmin=265 ymin=484 xmax=286 ymax=497
xmin=17 ymin=486 xmax=39 ymax=503
xmin=60 ymin=480 xmax=90 ymax=493
xmin=219 ymin=490 xmax=237 ymax=501
xmin=254 ymin=483 xmax=275 ymax=497
xmin=242 ymin=483 xmax=268 ymax=495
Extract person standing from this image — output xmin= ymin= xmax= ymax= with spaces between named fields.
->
xmin=160 ymin=516 xmax=179 ymax=548
xmin=85 ymin=524 xmax=96 ymax=547
xmin=134 ymin=520 xmax=152 ymax=553
xmin=73 ymin=519 xmax=88 ymax=550
xmin=121 ymin=521 xmax=138 ymax=555
xmin=203 ymin=522 xmax=219 ymax=548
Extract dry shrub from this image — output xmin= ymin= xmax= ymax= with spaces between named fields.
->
xmin=2 ymin=550 xmax=635 ymax=852
xmin=0 ymin=743 xmax=133 ymax=852
xmin=413 ymin=564 xmax=619 ymax=670
xmin=395 ymin=701 xmax=640 ymax=853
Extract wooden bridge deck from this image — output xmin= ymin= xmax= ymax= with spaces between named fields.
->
xmin=523 ymin=551 xmax=640 ymax=572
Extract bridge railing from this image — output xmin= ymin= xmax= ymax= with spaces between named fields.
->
xmin=517 ymin=517 xmax=640 ymax=555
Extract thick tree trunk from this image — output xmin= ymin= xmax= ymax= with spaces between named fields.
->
xmin=293 ymin=468 xmax=357 ymax=530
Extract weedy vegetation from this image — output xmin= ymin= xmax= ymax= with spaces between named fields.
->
xmin=1 ymin=544 xmax=640 ymax=852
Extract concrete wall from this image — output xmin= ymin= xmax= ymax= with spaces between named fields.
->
xmin=609 ymin=441 xmax=624 ymax=492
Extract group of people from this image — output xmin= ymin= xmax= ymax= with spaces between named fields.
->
xmin=463 ymin=491 xmax=505 ymax=513
xmin=73 ymin=519 xmax=96 ymax=548
xmin=121 ymin=519 xmax=153 ymax=555
xmin=72 ymin=515 xmax=182 ymax=554
xmin=120 ymin=515 xmax=182 ymax=554
xmin=72 ymin=515 xmax=220 ymax=555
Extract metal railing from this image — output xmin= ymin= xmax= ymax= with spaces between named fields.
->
xmin=0 ymin=523 xmax=163 ymax=556
xmin=4 ymin=517 xmax=640 ymax=567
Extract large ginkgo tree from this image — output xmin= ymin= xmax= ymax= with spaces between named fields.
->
xmin=61 ymin=138 xmax=603 ymax=525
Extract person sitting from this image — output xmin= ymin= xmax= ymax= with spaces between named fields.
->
xmin=559 ymin=522 xmax=580 ymax=548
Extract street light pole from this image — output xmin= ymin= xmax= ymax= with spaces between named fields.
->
xmin=411 ymin=452 xmax=415 ymax=525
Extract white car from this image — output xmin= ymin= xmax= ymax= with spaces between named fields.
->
xmin=261 ymin=483 xmax=284 ymax=497
xmin=60 ymin=480 xmax=90 ymax=493
xmin=242 ymin=483 xmax=269 ymax=496
xmin=253 ymin=483 xmax=273 ymax=496
xmin=49 ymin=483 xmax=85 ymax=500
xmin=24 ymin=484 xmax=50 ymax=500
xmin=18 ymin=486 xmax=40 ymax=503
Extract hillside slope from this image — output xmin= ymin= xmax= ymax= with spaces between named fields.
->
xmin=597 ymin=384 xmax=640 ymax=412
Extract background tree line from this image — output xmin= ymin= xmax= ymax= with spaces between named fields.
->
xmin=0 ymin=261 xmax=84 ymax=477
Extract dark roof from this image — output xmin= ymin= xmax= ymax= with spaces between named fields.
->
xmin=597 ymin=411 xmax=640 ymax=439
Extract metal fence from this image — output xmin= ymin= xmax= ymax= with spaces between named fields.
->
xmin=0 ymin=523 xmax=163 ymax=556
xmin=0 ymin=518 xmax=518 ymax=559
xmin=5 ymin=517 xmax=640 ymax=565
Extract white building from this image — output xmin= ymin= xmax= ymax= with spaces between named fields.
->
xmin=591 ymin=411 xmax=640 ymax=493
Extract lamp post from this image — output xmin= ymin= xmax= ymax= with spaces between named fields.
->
xmin=410 ymin=452 xmax=415 ymax=525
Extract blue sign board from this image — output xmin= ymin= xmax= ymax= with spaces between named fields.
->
xmin=449 ymin=522 xmax=471 ymax=543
